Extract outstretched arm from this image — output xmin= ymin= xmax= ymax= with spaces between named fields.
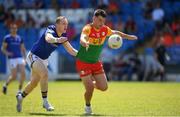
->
xmin=79 ymin=25 xmax=91 ymax=48
xmin=62 ymin=41 xmax=78 ymax=56
xmin=112 ymin=30 xmax=137 ymax=40
xmin=45 ymin=33 xmax=68 ymax=43
xmin=80 ymin=33 xmax=89 ymax=47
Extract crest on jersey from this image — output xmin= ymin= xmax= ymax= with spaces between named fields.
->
xmin=102 ymin=32 xmax=105 ymax=36
xmin=80 ymin=70 xmax=85 ymax=75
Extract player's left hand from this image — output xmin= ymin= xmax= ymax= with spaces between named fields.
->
xmin=80 ymin=40 xmax=89 ymax=47
xmin=23 ymin=58 xmax=27 ymax=65
xmin=130 ymin=35 xmax=138 ymax=40
xmin=57 ymin=37 xmax=68 ymax=43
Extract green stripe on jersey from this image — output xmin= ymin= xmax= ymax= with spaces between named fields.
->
xmin=77 ymin=44 xmax=103 ymax=63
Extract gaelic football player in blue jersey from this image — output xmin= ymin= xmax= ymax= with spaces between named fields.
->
xmin=16 ymin=16 xmax=78 ymax=112
xmin=1 ymin=23 xmax=26 ymax=95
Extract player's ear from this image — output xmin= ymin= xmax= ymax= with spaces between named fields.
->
xmin=93 ymin=16 xmax=96 ymax=21
xmin=55 ymin=22 xmax=59 ymax=28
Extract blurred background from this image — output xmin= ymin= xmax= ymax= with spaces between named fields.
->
xmin=0 ymin=0 xmax=179 ymax=81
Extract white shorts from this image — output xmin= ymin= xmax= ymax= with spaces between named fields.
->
xmin=9 ymin=57 xmax=25 ymax=69
xmin=26 ymin=52 xmax=48 ymax=68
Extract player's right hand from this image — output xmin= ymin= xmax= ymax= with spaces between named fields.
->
xmin=57 ymin=37 xmax=68 ymax=43
xmin=80 ymin=40 xmax=89 ymax=47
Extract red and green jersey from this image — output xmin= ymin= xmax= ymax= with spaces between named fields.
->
xmin=77 ymin=24 xmax=113 ymax=63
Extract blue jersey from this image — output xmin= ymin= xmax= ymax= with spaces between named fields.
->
xmin=3 ymin=34 xmax=23 ymax=58
xmin=31 ymin=25 xmax=67 ymax=59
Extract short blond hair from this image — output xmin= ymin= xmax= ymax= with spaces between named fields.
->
xmin=55 ymin=16 xmax=67 ymax=23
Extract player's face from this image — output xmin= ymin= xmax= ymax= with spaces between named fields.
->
xmin=10 ymin=24 xmax=17 ymax=34
xmin=93 ymin=16 xmax=106 ymax=29
xmin=56 ymin=18 xmax=68 ymax=33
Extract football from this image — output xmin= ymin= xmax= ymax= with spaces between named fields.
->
xmin=108 ymin=34 xmax=123 ymax=49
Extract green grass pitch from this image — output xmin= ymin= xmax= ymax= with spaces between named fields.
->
xmin=0 ymin=81 xmax=180 ymax=116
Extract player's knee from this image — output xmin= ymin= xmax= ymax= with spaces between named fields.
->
xmin=31 ymin=80 xmax=39 ymax=87
xmin=40 ymin=72 xmax=48 ymax=79
xmin=21 ymin=76 xmax=25 ymax=81
xmin=11 ymin=74 xmax=17 ymax=80
xmin=32 ymin=82 xmax=38 ymax=87
xmin=99 ymin=85 xmax=108 ymax=91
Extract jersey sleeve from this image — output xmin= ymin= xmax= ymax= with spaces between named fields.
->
xmin=106 ymin=26 xmax=113 ymax=36
xmin=62 ymin=33 xmax=67 ymax=37
xmin=61 ymin=33 xmax=69 ymax=43
xmin=3 ymin=37 xmax=8 ymax=43
xmin=20 ymin=37 xmax=24 ymax=44
xmin=82 ymin=25 xmax=91 ymax=36
xmin=45 ymin=28 xmax=55 ymax=35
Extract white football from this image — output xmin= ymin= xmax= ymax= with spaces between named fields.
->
xmin=108 ymin=34 xmax=123 ymax=49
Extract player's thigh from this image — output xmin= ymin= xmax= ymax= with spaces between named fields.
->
xmin=81 ymin=75 xmax=94 ymax=91
xmin=76 ymin=59 xmax=92 ymax=77
xmin=32 ymin=59 xmax=48 ymax=78
xmin=93 ymin=73 xmax=108 ymax=91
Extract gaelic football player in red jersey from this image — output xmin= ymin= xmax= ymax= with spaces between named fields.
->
xmin=76 ymin=9 xmax=137 ymax=114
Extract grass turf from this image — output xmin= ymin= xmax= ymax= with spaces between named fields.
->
xmin=0 ymin=81 xmax=180 ymax=116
